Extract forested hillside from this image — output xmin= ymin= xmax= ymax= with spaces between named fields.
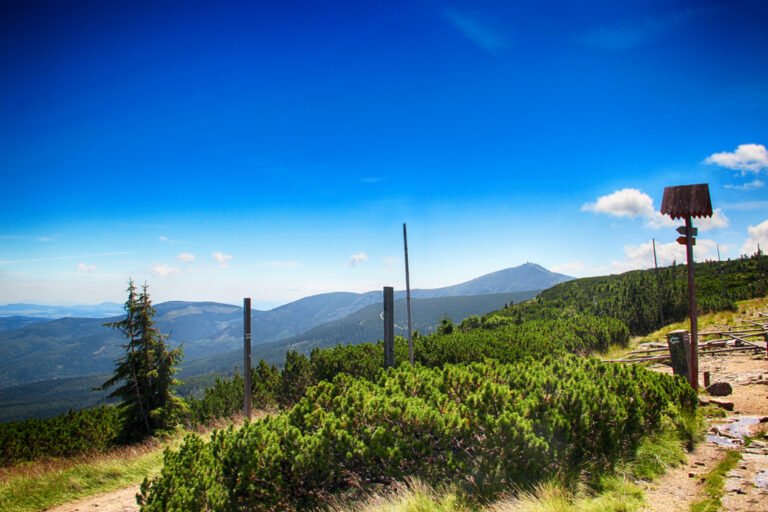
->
xmin=497 ymin=253 xmax=768 ymax=335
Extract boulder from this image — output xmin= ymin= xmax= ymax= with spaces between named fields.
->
xmin=706 ymin=381 xmax=733 ymax=396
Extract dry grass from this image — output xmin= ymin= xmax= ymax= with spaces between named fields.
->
xmin=644 ymin=296 xmax=768 ymax=344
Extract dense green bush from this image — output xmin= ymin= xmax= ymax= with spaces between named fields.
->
xmin=139 ymin=357 xmax=696 ymax=510
xmin=0 ymin=406 xmax=121 ymax=465
xmin=186 ymin=361 xmax=281 ymax=426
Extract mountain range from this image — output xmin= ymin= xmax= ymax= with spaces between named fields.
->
xmin=0 ymin=263 xmax=572 ymax=421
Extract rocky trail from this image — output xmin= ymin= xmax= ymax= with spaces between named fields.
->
xmin=44 ymin=485 xmax=140 ymax=512
xmin=642 ymin=350 xmax=768 ymax=512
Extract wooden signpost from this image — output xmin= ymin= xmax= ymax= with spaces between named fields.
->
xmin=660 ymin=184 xmax=713 ymax=390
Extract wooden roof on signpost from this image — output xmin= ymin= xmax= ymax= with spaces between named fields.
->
xmin=660 ymin=184 xmax=713 ymax=219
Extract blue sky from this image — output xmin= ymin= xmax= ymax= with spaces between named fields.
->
xmin=1 ymin=0 xmax=767 ymax=308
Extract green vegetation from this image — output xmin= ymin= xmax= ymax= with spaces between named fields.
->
xmin=689 ymin=450 xmax=742 ymax=512
xmin=0 ymin=406 xmax=120 ymax=465
xmin=498 ymin=253 xmax=768 ymax=335
xmin=96 ymin=281 xmax=186 ymax=442
xmin=139 ymin=356 xmax=696 ymax=510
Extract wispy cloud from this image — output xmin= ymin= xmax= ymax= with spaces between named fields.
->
xmin=581 ymin=9 xmax=695 ymax=50
xmin=177 ymin=252 xmax=196 ymax=263
xmin=361 ymin=177 xmax=385 ymax=184
xmin=349 ymin=252 xmax=368 ymax=267
xmin=159 ymin=235 xmax=188 ymax=244
xmin=0 ymin=251 xmax=133 ymax=265
xmin=444 ymin=9 xmax=507 ymax=54
xmin=720 ymin=200 xmax=768 ymax=211
xmin=212 ymin=251 xmax=233 ymax=268
xmin=724 ymin=179 xmax=764 ymax=191
xmin=77 ymin=263 xmax=96 ymax=273
xmin=0 ymin=234 xmax=57 ymax=242
xmin=261 ymin=260 xmax=302 ymax=269
xmin=382 ymin=256 xmax=398 ymax=271
xmin=704 ymin=143 xmax=768 ymax=174
xmin=151 ymin=263 xmax=180 ymax=277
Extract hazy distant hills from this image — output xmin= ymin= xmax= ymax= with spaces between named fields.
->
xmin=0 ymin=263 xmax=573 ymax=420
xmin=179 ymin=291 xmax=539 ymax=378
xmin=0 ymin=302 xmax=123 ymax=319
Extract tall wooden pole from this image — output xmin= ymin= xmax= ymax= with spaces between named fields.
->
xmin=243 ymin=297 xmax=252 ymax=419
xmin=383 ymin=287 xmax=394 ymax=368
xmin=684 ymin=217 xmax=699 ymax=390
xmin=403 ymin=223 xmax=414 ymax=365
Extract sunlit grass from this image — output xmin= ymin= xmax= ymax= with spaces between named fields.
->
xmin=0 ymin=443 xmax=166 ymax=512
xmin=644 ymin=296 xmax=768 ymax=343
xmin=0 ymin=414 xmax=256 ymax=512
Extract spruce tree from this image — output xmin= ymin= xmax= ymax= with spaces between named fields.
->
xmin=97 ymin=280 xmax=184 ymax=441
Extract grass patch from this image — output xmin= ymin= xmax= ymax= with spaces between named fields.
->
xmin=630 ymin=425 xmax=687 ymax=481
xmin=689 ymin=450 xmax=741 ymax=512
xmin=644 ymin=297 xmax=768 ymax=343
xmin=0 ymin=447 xmax=166 ymax=512
xmin=331 ymin=477 xmax=646 ymax=512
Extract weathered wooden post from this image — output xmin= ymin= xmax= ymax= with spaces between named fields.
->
xmin=661 ymin=184 xmax=713 ymax=390
xmin=243 ymin=297 xmax=252 ymax=420
xmin=383 ymin=286 xmax=394 ymax=368
xmin=403 ymin=223 xmax=414 ymax=365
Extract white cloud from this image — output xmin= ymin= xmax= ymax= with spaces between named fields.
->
xmin=582 ymin=188 xmax=655 ymax=218
xmin=724 ymin=179 xmax=764 ymax=191
xmin=77 ymin=263 xmax=96 ymax=273
xmin=612 ymin=238 xmax=719 ymax=273
xmin=584 ymin=189 xmax=728 ymax=232
xmin=212 ymin=252 xmax=233 ymax=268
xmin=696 ymin=208 xmax=729 ymax=232
xmin=177 ymin=252 xmax=196 ymax=263
xmin=349 ymin=252 xmax=368 ymax=267
xmin=740 ymin=218 xmax=768 ymax=256
xmin=644 ymin=211 xmax=678 ymax=229
xmin=704 ymin=143 xmax=768 ymax=173
xmin=361 ymin=177 xmax=384 ymax=184
xmin=151 ymin=263 xmax=180 ymax=277
xmin=444 ymin=10 xmax=506 ymax=54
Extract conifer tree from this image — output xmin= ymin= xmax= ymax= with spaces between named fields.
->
xmin=97 ymin=280 xmax=184 ymax=441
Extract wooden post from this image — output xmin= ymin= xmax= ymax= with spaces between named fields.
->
xmin=403 ymin=223 xmax=414 ymax=365
xmin=383 ymin=286 xmax=394 ymax=368
xmin=243 ymin=297 xmax=252 ymax=420
xmin=684 ymin=216 xmax=699 ymax=390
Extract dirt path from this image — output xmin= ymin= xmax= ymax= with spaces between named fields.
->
xmin=45 ymin=485 xmax=140 ymax=512
xmin=642 ymin=351 xmax=768 ymax=512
